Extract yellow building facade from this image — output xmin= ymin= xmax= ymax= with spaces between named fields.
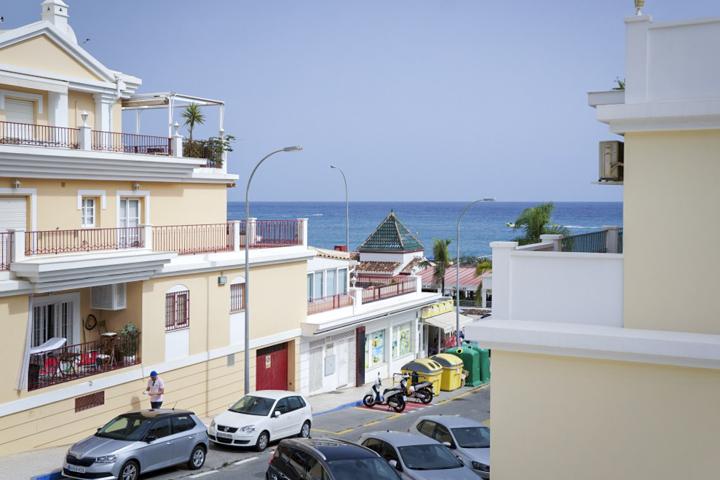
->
xmin=466 ymin=10 xmax=720 ymax=480
xmin=0 ymin=2 xmax=311 ymax=455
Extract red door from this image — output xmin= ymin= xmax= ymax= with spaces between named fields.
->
xmin=256 ymin=343 xmax=289 ymax=391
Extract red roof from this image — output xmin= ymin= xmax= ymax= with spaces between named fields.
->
xmin=419 ymin=265 xmax=489 ymax=291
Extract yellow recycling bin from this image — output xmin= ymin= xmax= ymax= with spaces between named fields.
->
xmin=401 ymin=358 xmax=443 ymax=395
xmin=431 ymin=353 xmax=464 ymax=391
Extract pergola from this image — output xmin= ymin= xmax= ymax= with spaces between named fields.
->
xmin=122 ymin=92 xmax=225 ymax=138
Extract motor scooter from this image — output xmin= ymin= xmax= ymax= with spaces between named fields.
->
xmin=407 ymin=371 xmax=434 ymax=404
xmin=362 ymin=373 xmax=406 ymax=412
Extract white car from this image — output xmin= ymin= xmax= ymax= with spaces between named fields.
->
xmin=209 ymin=390 xmax=312 ymax=451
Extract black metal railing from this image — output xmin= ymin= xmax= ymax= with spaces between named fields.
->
xmin=92 ymin=130 xmax=171 ymax=155
xmin=0 ymin=120 xmax=79 ymax=149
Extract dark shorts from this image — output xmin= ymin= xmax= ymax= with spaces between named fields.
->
xmin=151 ymin=401 xmax=163 ymax=409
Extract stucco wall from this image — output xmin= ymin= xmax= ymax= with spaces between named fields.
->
xmin=0 ymin=295 xmax=30 ymax=404
xmin=0 ymin=36 xmax=102 ymax=82
xmin=68 ymin=90 xmax=96 ymax=129
xmin=249 ymin=261 xmax=308 ymax=339
xmin=490 ymin=350 xmax=720 ymax=480
xmin=0 ymin=85 xmax=49 ymax=125
xmin=3 ymin=179 xmax=227 ymax=230
xmin=624 ymin=131 xmax=720 ymax=334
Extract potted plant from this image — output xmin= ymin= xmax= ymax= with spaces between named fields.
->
xmin=118 ymin=323 xmax=140 ymax=364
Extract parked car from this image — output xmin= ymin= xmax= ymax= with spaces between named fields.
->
xmin=62 ymin=409 xmax=208 ymax=480
xmin=209 ymin=390 xmax=312 ymax=451
xmin=359 ymin=431 xmax=478 ymax=479
xmin=267 ymin=437 xmax=402 ymax=480
xmin=412 ymin=415 xmax=490 ymax=478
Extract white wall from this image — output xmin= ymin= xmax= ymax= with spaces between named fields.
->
xmin=492 ymin=242 xmax=623 ymax=327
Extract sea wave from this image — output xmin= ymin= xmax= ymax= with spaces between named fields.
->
xmin=309 ymin=213 xmax=324 ymax=217
xmin=564 ymin=225 xmax=602 ymax=229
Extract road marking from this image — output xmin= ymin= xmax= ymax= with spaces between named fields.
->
xmin=234 ymin=457 xmax=259 ymax=466
xmin=190 ymin=471 xmax=218 ymax=478
xmin=311 ymin=428 xmax=336 ymax=434
xmin=335 ymin=427 xmax=355 ymax=435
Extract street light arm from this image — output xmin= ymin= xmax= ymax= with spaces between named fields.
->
xmin=330 ymin=165 xmax=350 ymax=251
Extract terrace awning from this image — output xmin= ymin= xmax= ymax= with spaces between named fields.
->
xmin=121 ymin=92 xmax=225 ymax=137
xmin=423 ymin=311 xmax=474 ymax=333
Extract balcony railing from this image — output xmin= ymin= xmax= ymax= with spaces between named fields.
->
xmin=25 ymin=227 xmax=145 ymax=255
xmin=561 ymin=230 xmax=608 ymax=253
xmin=308 ymin=293 xmax=353 ymax=315
xmin=1 ymin=231 xmax=12 ymax=271
xmin=362 ymin=278 xmax=417 ymax=304
xmin=28 ymin=335 xmax=140 ymax=391
xmin=92 ymin=130 xmax=171 ymax=155
xmin=0 ymin=120 xmax=79 ymax=149
xmin=250 ymin=219 xmax=303 ymax=248
xmin=153 ymin=223 xmax=234 ymax=255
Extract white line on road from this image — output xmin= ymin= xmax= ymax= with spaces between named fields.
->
xmin=190 ymin=470 xmax=218 ymax=478
xmin=234 ymin=456 xmax=259 ymax=465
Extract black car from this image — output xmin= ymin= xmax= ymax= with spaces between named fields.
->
xmin=267 ymin=438 xmax=402 ymax=480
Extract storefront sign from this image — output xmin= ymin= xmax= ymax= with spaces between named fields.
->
xmin=421 ymin=299 xmax=454 ymax=319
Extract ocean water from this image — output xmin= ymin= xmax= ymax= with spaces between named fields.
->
xmin=228 ymin=201 xmax=623 ymax=257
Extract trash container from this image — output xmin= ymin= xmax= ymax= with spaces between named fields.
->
xmin=430 ymin=353 xmax=464 ymax=391
xmin=401 ymin=358 xmax=443 ymax=394
xmin=477 ymin=347 xmax=491 ymax=383
xmin=445 ymin=346 xmax=484 ymax=386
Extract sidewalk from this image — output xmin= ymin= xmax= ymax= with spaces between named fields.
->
xmin=0 ymin=381 xmax=394 ymax=480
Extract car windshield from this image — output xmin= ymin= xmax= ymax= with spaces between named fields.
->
xmin=451 ymin=426 xmax=490 ymax=448
xmin=327 ymin=458 xmax=400 ymax=479
xmin=95 ymin=414 xmax=153 ymax=441
xmin=398 ymin=444 xmax=463 ymax=470
xmin=229 ymin=396 xmax=275 ymax=416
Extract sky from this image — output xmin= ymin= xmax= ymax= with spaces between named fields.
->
xmin=3 ymin=1 xmax=718 ymax=201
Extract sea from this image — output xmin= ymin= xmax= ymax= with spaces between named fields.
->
xmin=228 ymin=201 xmax=623 ymax=258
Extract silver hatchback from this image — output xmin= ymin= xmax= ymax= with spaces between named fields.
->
xmin=62 ymin=409 xmax=208 ymax=480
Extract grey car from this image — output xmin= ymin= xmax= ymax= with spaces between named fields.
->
xmin=62 ymin=409 xmax=209 ymax=480
xmin=359 ymin=431 xmax=478 ymax=480
xmin=411 ymin=415 xmax=490 ymax=479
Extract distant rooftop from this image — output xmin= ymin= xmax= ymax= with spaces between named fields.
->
xmin=358 ymin=211 xmax=424 ymax=253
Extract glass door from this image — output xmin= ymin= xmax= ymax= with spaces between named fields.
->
xmin=119 ymin=198 xmax=140 ymax=247
xmin=32 ymin=300 xmax=74 ymax=347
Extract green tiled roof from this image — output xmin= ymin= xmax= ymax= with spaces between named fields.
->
xmin=358 ymin=211 xmax=424 ymax=253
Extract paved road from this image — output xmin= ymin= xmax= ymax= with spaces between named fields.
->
xmin=141 ymin=385 xmax=490 ymax=480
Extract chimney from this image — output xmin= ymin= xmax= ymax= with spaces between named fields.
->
xmin=41 ymin=0 xmax=77 ymax=42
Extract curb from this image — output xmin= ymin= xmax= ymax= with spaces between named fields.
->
xmin=313 ymin=400 xmax=362 ymax=416
xmin=31 ymin=469 xmax=62 ymax=480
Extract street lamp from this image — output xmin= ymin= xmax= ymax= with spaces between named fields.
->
xmin=244 ymin=146 xmax=303 ymax=394
xmin=455 ymin=200 xmax=483 ymax=347
xmin=330 ymin=165 xmax=349 ymax=251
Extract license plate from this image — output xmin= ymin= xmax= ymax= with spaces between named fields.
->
xmin=217 ymin=431 xmax=232 ymax=439
xmin=66 ymin=465 xmax=86 ymax=473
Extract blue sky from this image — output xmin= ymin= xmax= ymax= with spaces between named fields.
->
xmin=4 ymin=1 xmax=718 ymax=201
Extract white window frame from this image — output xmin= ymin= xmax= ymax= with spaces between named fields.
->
xmin=115 ymin=190 xmax=150 ymax=227
xmin=30 ymin=292 xmax=81 ymax=347
xmin=80 ymin=197 xmax=96 ymax=228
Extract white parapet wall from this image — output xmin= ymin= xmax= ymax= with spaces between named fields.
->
xmin=490 ymin=241 xmax=623 ymax=327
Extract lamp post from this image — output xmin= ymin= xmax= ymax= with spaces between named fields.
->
xmin=330 ymin=165 xmax=349 ymax=251
xmin=455 ymin=200 xmax=483 ymax=348
xmin=244 ymin=146 xmax=303 ymax=394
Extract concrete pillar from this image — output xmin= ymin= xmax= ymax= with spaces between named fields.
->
xmin=143 ymin=224 xmax=153 ymax=250
xmin=604 ymin=225 xmax=621 ymax=254
xmin=93 ymin=93 xmax=114 ymax=131
xmin=48 ymin=91 xmax=68 ymax=128
xmin=247 ymin=217 xmax=257 ymax=247
xmin=78 ymin=111 xmax=92 ymax=151
xmin=299 ymin=218 xmax=309 ymax=246
xmin=489 ymin=241 xmax=518 ymax=320
xmin=625 ymin=15 xmax=652 ymax=104
xmin=11 ymin=229 xmax=25 ymax=262
xmin=540 ymin=234 xmax=563 ymax=252
xmin=231 ymin=220 xmax=241 ymax=252
xmin=172 ymin=122 xmax=183 ymax=158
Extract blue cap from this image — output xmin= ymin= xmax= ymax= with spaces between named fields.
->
xmin=150 ymin=370 xmax=158 ymax=377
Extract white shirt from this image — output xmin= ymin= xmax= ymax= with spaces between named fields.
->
xmin=147 ymin=377 xmax=164 ymax=402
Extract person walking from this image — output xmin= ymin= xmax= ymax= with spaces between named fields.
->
xmin=145 ymin=371 xmax=165 ymax=409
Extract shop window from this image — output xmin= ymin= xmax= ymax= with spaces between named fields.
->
xmin=392 ymin=322 xmax=412 ymax=359
xmin=365 ymin=330 xmax=385 ymax=369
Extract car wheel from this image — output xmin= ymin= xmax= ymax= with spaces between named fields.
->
xmin=187 ymin=444 xmax=206 ymax=470
xmin=118 ymin=460 xmax=139 ymax=480
xmin=255 ymin=431 xmax=270 ymax=452
xmin=299 ymin=420 xmax=311 ymax=438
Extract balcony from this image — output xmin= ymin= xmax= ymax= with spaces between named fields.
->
xmin=362 ymin=278 xmax=419 ymax=304
xmin=307 ymin=293 xmax=353 ymax=315
xmin=28 ymin=335 xmax=140 ymax=391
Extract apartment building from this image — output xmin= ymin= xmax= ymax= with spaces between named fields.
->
xmin=0 ymin=1 xmax=313 ymax=455
xmin=466 ymin=7 xmax=720 ymax=480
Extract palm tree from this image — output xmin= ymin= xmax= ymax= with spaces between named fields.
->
xmin=430 ymin=239 xmax=452 ymax=294
xmin=512 ymin=202 xmax=569 ymax=245
xmin=182 ymin=103 xmax=205 ymax=141
xmin=475 ymin=257 xmax=492 ymax=306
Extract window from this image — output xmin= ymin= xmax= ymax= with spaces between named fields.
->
xmin=32 ymin=298 xmax=74 ymax=347
xmin=338 ymin=268 xmax=348 ymax=294
xmin=326 ymin=269 xmax=337 ymax=296
xmin=230 ymin=283 xmax=245 ymax=313
xmin=275 ymin=397 xmax=290 ymax=414
xmin=313 ymin=271 xmax=324 ymax=299
xmin=165 ymin=290 xmax=190 ymax=331
xmin=172 ymin=415 xmax=196 ymax=433
xmin=307 ymin=273 xmax=314 ymax=301
xmin=81 ymin=198 xmax=95 ymax=228
xmin=365 ymin=330 xmax=385 ymax=369
xmin=148 ymin=418 xmax=171 ymax=439
xmin=433 ymin=425 xmax=454 ymax=446
xmin=287 ymin=396 xmax=305 ymax=412
xmin=392 ymin=322 xmax=412 ymax=359
xmin=417 ymin=420 xmax=436 ymax=437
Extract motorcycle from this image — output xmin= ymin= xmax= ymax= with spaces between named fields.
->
xmin=362 ymin=374 xmax=406 ymax=412
xmin=405 ymin=372 xmax=434 ymax=405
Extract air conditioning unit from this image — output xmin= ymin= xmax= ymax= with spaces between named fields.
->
xmin=599 ymin=140 xmax=624 ymax=182
xmin=91 ymin=283 xmax=127 ymax=311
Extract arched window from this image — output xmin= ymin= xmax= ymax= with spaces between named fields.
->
xmin=165 ymin=285 xmax=189 ymax=331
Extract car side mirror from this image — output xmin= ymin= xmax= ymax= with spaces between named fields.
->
xmin=96 ymin=428 xmax=101 ymax=433
xmin=145 ymin=435 xmax=157 ymax=443
xmin=272 ymin=410 xmax=281 ymax=418
xmin=388 ymin=459 xmax=401 ymax=471
xmin=443 ymin=441 xmax=455 ymax=449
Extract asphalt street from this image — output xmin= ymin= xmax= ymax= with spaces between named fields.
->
xmin=137 ymin=385 xmax=490 ymax=480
